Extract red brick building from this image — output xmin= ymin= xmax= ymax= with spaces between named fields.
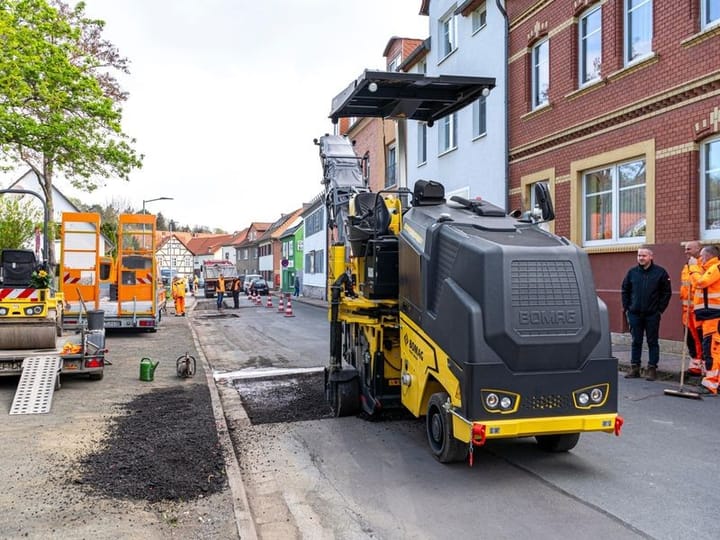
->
xmin=506 ymin=0 xmax=720 ymax=340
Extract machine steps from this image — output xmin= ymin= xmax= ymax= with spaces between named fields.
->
xmin=10 ymin=356 xmax=62 ymax=415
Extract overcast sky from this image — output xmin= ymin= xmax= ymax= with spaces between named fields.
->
xmin=46 ymin=1 xmax=429 ymax=232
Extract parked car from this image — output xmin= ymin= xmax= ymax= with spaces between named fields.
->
xmin=243 ymin=274 xmax=262 ymax=294
xmin=249 ymin=278 xmax=269 ymax=296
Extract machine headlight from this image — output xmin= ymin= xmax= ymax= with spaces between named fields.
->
xmin=481 ymin=389 xmax=519 ymax=413
xmin=573 ymin=384 xmax=609 ymax=409
xmin=0 ymin=307 xmax=7 ymax=316
xmin=24 ymin=306 xmax=35 ymax=316
xmin=485 ymin=393 xmax=499 ymax=408
xmin=33 ymin=305 xmax=43 ymax=314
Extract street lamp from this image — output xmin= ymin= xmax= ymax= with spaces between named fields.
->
xmin=142 ymin=196 xmax=173 ymax=213
xmin=141 ymin=196 xmax=173 ymax=269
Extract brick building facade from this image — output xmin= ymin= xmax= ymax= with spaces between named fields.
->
xmin=506 ymin=0 xmax=720 ymax=340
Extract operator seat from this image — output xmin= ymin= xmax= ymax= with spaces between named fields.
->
xmin=347 ymin=192 xmax=391 ymax=257
xmin=1 ymin=250 xmax=37 ymax=287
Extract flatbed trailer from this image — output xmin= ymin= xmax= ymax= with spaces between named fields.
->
xmin=0 ymin=329 xmax=106 ymax=379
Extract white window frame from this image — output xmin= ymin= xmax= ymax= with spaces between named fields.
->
xmin=472 ymin=96 xmax=487 ymax=139
xmin=439 ymin=11 xmax=458 ymax=61
xmin=438 ymin=113 xmax=457 ymax=155
xmin=582 ymin=159 xmax=647 ymax=247
xmin=471 ymin=4 xmax=487 ymax=34
xmin=388 ymin=55 xmax=400 ymax=72
xmin=624 ymin=0 xmax=653 ymax=65
xmin=702 ymin=0 xmax=720 ymax=29
xmin=701 ymin=136 xmax=720 ymax=240
xmin=385 ymin=143 xmax=397 ymax=188
xmin=579 ymin=5 xmax=602 ymax=86
xmin=417 ymin=122 xmax=427 ymax=166
xmin=531 ymin=39 xmax=549 ymax=109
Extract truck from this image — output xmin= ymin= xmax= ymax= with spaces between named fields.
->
xmin=0 ymin=190 xmax=106 ymax=413
xmin=60 ymin=212 xmax=163 ymax=331
xmin=202 ymin=260 xmax=238 ymax=298
xmin=319 ymin=71 xmax=622 ymax=463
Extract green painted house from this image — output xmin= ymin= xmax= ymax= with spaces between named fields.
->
xmin=279 ymin=222 xmax=303 ymax=295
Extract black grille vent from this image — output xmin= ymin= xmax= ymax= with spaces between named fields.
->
xmin=521 ymin=394 xmax=571 ymax=411
xmin=511 ymin=260 xmax=580 ymax=307
xmin=430 ymin=239 xmax=459 ymax=312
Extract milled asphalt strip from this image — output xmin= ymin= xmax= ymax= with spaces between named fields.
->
xmin=186 ymin=300 xmax=258 ymax=540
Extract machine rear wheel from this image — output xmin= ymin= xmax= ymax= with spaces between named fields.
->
xmin=332 ymin=378 xmax=360 ymax=417
xmin=535 ymin=433 xmax=580 ymax=452
xmin=426 ymin=392 xmax=466 ymax=463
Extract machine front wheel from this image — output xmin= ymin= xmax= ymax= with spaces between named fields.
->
xmin=426 ymin=392 xmax=466 ymax=463
xmin=331 ymin=378 xmax=360 ymax=418
xmin=535 ymin=433 xmax=580 ymax=452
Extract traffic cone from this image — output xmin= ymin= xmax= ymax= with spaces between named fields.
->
xmin=284 ymin=294 xmax=295 ymax=317
xmin=278 ymin=295 xmax=284 ymax=313
xmin=266 ymin=294 xmax=273 ymax=308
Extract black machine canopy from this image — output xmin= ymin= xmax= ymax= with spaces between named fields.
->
xmin=329 ymin=70 xmax=496 ymax=127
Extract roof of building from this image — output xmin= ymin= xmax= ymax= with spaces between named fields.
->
xmin=258 ymin=208 xmax=305 ymax=243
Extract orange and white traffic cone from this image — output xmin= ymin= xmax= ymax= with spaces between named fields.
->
xmin=266 ymin=294 xmax=273 ymax=308
xmin=284 ymin=294 xmax=295 ymax=317
xmin=278 ymin=295 xmax=284 ymax=313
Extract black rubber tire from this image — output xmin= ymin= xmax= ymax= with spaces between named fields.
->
xmin=332 ymin=378 xmax=360 ymax=417
xmin=55 ymin=374 xmax=61 ymax=390
xmin=535 ymin=433 xmax=580 ymax=452
xmin=88 ymin=371 xmax=104 ymax=381
xmin=426 ymin=392 xmax=466 ymax=463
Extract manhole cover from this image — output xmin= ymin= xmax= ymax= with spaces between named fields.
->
xmin=233 ymin=371 xmax=333 ymax=424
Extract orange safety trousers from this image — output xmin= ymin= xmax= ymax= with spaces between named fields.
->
xmin=174 ymin=295 xmax=185 ymax=315
xmin=687 ymin=311 xmax=705 ymax=375
xmin=702 ymin=333 xmax=720 ymax=394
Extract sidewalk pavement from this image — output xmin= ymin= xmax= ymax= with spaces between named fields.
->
xmin=288 ymin=292 xmax=692 ymax=382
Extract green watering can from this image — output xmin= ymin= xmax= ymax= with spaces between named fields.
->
xmin=139 ymin=357 xmax=159 ymax=382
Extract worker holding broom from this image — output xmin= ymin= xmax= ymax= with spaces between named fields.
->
xmin=682 ymin=241 xmax=705 ymax=376
xmin=690 ymin=245 xmax=720 ymax=394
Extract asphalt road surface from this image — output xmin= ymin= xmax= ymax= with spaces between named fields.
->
xmin=196 ymin=297 xmax=720 ymax=540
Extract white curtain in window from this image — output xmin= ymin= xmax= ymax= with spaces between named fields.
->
xmin=626 ymin=0 xmax=652 ymax=62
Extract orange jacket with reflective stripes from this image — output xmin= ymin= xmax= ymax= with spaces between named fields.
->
xmin=691 ymin=257 xmax=720 ymax=321
xmin=681 ymin=263 xmax=698 ymax=327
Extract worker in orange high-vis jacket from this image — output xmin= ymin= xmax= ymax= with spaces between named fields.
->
xmin=172 ymin=276 xmax=186 ymax=317
xmin=681 ymin=241 xmax=704 ymax=375
xmin=689 ymin=245 xmax=720 ymax=394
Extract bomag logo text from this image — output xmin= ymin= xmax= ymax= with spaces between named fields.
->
xmin=519 ymin=310 xmax=577 ymax=325
xmin=408 ymin=339 xmax=424 ymax=360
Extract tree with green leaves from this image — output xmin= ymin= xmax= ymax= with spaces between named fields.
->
xmin=0 ymin=195 xmax=42 ymax=250
xmin=0 ymin=0 xmax=143 ymax=265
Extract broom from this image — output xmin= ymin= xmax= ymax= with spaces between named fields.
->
xmin=664 ymin=285 xmax=702 ymax=399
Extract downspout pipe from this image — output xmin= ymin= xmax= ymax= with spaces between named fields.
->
xmin=496 ymin=0 xmax=510 ymax=212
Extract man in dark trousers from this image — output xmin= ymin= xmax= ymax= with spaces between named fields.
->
xmin=621 ymin=246 xmax=672 ymax=381
xmin=231 ymin=278 xmax=241 ymax=309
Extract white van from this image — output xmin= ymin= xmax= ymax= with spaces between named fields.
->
xmin=242 ymin=274 xmax=262 ymax=294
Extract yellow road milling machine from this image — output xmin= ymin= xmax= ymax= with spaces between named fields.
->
xmin=318 ymin=71 xmax=623 ymax=463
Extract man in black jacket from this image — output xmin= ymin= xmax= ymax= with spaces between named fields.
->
xmin=621 ymin=247 xmax=672 ymax=380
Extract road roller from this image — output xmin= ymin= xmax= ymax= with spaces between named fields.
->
xmin=0 ymin=189 xmax=105 ymax=392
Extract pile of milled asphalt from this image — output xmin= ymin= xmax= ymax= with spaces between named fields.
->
xmin=78 ymin=385 xmax=226 ymax=503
